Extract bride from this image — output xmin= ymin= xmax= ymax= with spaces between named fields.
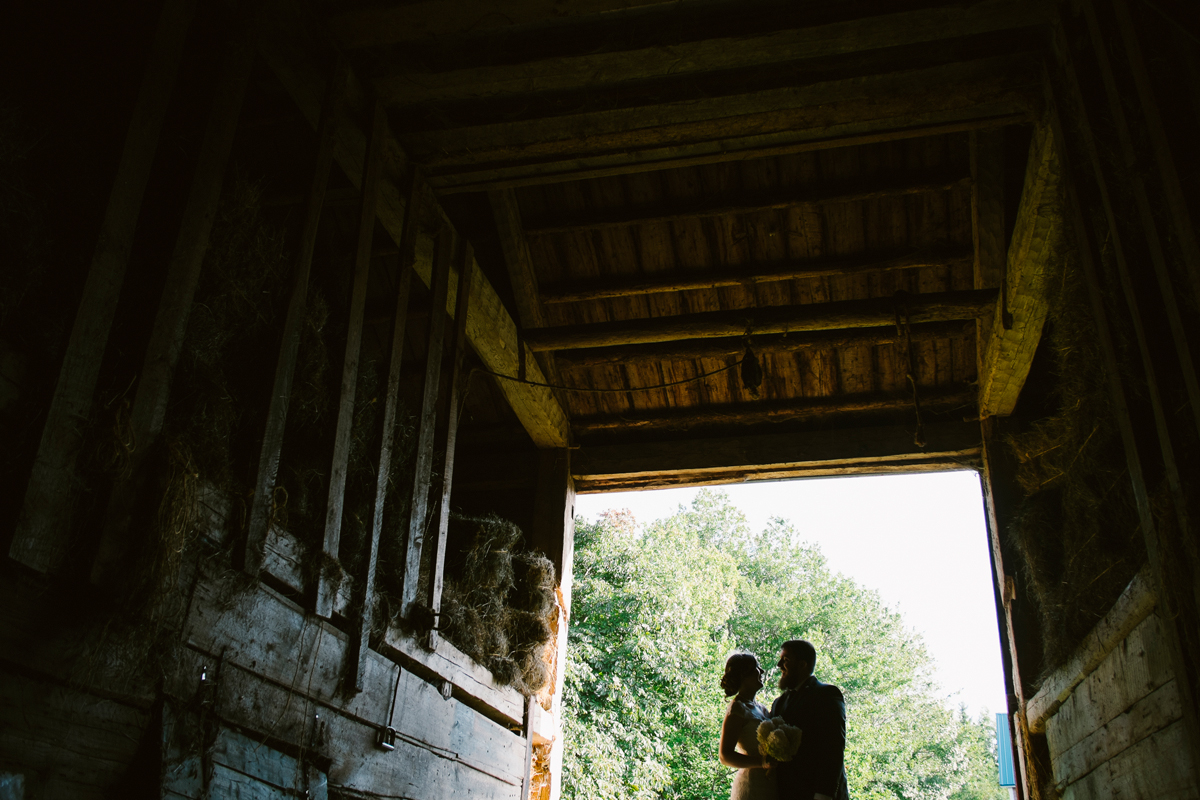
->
xmin=719 ymin=653 xmax=777 ymax=800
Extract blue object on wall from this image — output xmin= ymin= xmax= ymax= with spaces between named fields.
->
xmin=996 ymin=713 xmax=1016 ymax=787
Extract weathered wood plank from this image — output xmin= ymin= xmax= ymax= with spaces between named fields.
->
xmin=977 ymin=123 xmax=1060 ymax=418
xmin=427 ymin=242 xmax=474 ymax=647
xmin=178 ymin=573 xmax=525 ymax=784
xmin=574 ymin=420 xmax=981 ymax=484
xmin=1044 ymin=612 xmax=1175 ymax=757
xmin=11 ymin=0 xmax=196 ymax=573
xmin=555 ymin=321 xmax=970 ymax=368
xmin=530 ymin=450 xmax=574 ymax=610
xmin=490 ymin=189 xmax=546 ymax=329
xmin=351 ymin=173 xmax=419 ymax=690
xmin=1053 ymin=679 xmax=1182 ymax=789
xmin=971 ymin=126 xmax=1005 ymax=400
xmin=541 ymin=247 xmax=972 ymax=304
xmin=526 ymin=174 xmax=967 ymax=236
xmin=255 ymin=19 xmax=570 ymax=448
xmin=524 ymin=289 xmax=997 ymax=351
xmin=368 ymin=0 xmax=1045 ymax=105
xmin=433 ymin=113 xmax=1031 ymax=194
xmin=244 ymin=63 xmax=346 ymax=576
xmin=1028 ymin=565 xmax=1157 ymax=733
xmin=572 ymin=384 xmax=977 ymax=434
xmin=92 ymin=35 xmax=253 ymax=587
xmin=402 ymin=229 xmax=453 ymax=619
xmin=1061 ymin=718 xmax=1198 ymax=800
xmin=318 ymin=101 xmax=386 ymax=619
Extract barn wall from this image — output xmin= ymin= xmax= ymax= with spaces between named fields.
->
xmin=1028 ymin=569 xmax=1199 ymax=799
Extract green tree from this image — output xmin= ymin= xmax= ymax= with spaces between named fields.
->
xmin=562 ymin=491 xmax=1009 ymax=800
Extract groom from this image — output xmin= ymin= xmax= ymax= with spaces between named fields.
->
xmin=770 ymin=640 xmax=849 ymax=800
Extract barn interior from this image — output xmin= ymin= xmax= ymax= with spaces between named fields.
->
xmin=1 ymin=0 xmax=1199 ymax=797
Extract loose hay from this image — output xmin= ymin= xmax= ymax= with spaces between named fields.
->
xmin=1004 ymin=242 xmax=1145 ymax=675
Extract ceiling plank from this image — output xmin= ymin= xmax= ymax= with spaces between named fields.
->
xmin=525 ymin=174 xmax=968 ymax=236
xmin=370 ymin=0 xmax=1046 ymax=107
xmin=554 ymin=321 xmax=972 ymax=368
xmin=254 ymin=6 xmax=570 ymax=449
xmin=572 ymin=384 xmax=976 ymax=434
xmin=331 ymin=0 xmax=684 ymax=49
xmin=541 ymin=246 xmax=973 ymax=304
xmin=978 ymin=123 xmax=1060 ymax=418
xmin=524 ymin=289 xmax=997 ymax=351
xmin=572 ymin=420 xmax=983 ymax=488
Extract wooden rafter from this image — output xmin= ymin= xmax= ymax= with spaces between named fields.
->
xmin=572 ymin=420 xmax=982 ymax=491
xmin=524 ymin=174 xmax=969 ymax=236
xmin=541 ymin=247 xmax=973 ymax=304
xmin=572 ymin=384 xmax=977 ymax=434
xmin=524 ymin=289 xmax=997 ymax=351
xmin=554 ymin=321 xmax=972 ymax=368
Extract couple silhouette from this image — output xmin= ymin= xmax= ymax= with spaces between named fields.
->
xmin=718 ymin=640 xmax=850 ymax=800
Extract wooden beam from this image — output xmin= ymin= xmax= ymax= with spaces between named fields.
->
xmin=542 ymin=247 xmax=972 ymax=304
xmin=524 ymin=288 xmax=996 ymax=351
xmin=413 ymin=52 xmax=1040 ymax=191
xmin=556 ymin=321 xmax=971 ymax=368
xmin=572 ymin=420 xmax=981 ymax=488
xmin=402 ymin=229 xmax=454 ymax=619
xmin=432 ymin=113 xmax=1033 ymax=194
xmin=526 ymin=174 xmax=969 ymax=236
xmin=332 ymin=0 xmax=675 ymax=48
xmin=977 ymin=123 xmax=1060 ymax=418
xmin=255 ymin=17 xmax=570 ymax=448
xmin=530 ymin=449 xmax=575 ymax=610
xmin=351 ymin=175 xmax=420 ymax=691
xmin=427 ymin=241 xmax=474 ymax=647
xmin=572 ymin=384 xmax=977 ymax=434
xmin=317 ymin=101 xmax=386 ymax=619
xmin=369 ymin=0 xmax=1046 ymax=106
xmin=490 ymin=189 xmax=546 ymax=328
xmin=243 ymin=62 xmax=346 ymax=577
xmin=10 ymin=0 xmax=196 ymax=573
xmin=90 ymin=34 xmax=252 ymax=586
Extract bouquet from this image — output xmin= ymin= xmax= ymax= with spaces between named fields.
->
xmin=757 ymin=716 xmax=803 ymax=762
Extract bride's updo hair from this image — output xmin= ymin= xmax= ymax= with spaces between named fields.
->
xmin=721 ymin=653 xmax=759 ymax=697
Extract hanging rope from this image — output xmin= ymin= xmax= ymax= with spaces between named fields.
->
xmin=894 ymin=293 xmax=927 ymax=449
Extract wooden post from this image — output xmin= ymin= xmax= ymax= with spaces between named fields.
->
xmin=10 ymin=0 xmax=196 ymax=573
xmin=91 ymin=32 xmax=254 ymax=587
xmin=425 ymin=241 xmax=474 ymax=648
xmin=521 ymin=696 xmax=536 ymax=800
xmin=316 ymin=100 xmax=386 ymax=618
xmin=400 ymin=228 xmax=454 ymax=619
xmin=350 ymin=172 xmax=422 ymax=691
xmin=243 ymin=62 xmax=347 ymax=575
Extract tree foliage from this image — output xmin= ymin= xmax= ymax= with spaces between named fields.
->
xmin=562 ymin=491 xmax=1009 ymax=800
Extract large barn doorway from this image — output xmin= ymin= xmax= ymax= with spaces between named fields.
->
xmin=563 ymin=470 xmax=1012 ymax=800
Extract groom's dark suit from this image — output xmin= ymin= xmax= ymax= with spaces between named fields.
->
xmin=770 ymin=676 xmax=849 ymax=800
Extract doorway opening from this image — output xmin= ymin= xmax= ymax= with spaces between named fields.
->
xmin=561 ymin=470 xmax=1013 ymax=800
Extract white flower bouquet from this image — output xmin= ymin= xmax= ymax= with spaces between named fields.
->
xmin=756 ymin=716 xmax=803 ymax=762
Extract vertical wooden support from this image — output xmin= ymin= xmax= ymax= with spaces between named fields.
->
xmin=400 ymin=229 xmax=453 ymax=618
xmin=316 ymin=100 xmax=386 ymax=618
xmin=521 ymin=696 xmax=536 ymax=800
xmin=243 ymin=62 xmax=346 ymax=575
xmin=10 ymin=0 xmax=196 ymax=573
xmin=91 ymin=33 xmax=254 ymax=587
xmin=979 ymin=423 xmax=1035 ymax=800
xmin=1050 ymin=3 xmax=1200 ymax=761
xmin=350 ymin=172 xmax=422 ymax=691
xmin=425 ymin=241 xmax=474 ymax=648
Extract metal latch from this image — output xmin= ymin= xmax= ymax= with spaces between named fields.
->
xmin=377 ymin=725 xmax=397 ymax=751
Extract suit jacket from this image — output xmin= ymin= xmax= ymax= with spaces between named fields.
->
xmin=770 ymin=676 xmax=849 ymax=800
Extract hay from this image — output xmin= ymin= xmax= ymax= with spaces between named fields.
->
xmin=1004 ymin=242 xmax=1145 ymax=673
xmin=431 ymin=515 xmax=558 ymax=695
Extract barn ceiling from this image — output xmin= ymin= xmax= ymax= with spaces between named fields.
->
xmin=271 ymin=0 xmax=1057 ymax=488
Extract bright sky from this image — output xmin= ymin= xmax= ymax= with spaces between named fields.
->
xmin=574 ymin=470 xmax=1008 ymax=718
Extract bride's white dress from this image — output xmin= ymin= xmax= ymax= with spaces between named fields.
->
xmin=727 ymin=698 xmax=778 ymax=800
